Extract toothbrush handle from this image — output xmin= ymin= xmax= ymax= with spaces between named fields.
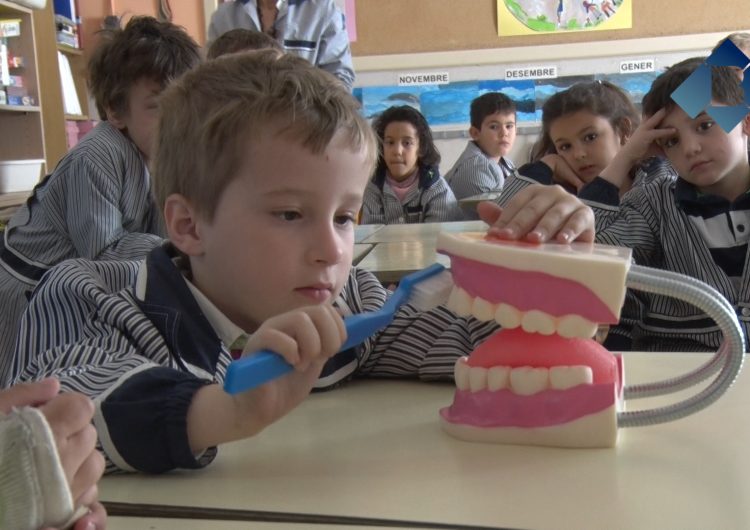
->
xmin=223 ymin=350 xmax=293 ymax=394
xmin=224 ymin=311 xmax=393 ymax=395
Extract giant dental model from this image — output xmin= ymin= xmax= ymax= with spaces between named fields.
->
xmin=437 ymin=232 xmax=745 ymax=448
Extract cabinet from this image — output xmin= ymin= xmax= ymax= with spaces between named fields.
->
xmin=0 ymin=0 xmax=67 ymax=219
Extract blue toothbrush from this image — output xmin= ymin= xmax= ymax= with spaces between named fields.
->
xmin=223 ymin=263 xmax=452 ymax=394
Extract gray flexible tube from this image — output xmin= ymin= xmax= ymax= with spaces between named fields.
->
xmin=616 ymin=264 xmax=745 ymax=428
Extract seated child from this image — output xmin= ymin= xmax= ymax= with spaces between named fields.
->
xmin=504 ymin=58 xmax=750 ymax=351
xmin=11 ymin=51 xmax=592 ymax=474
xmin=0 ymin=17 xmax=200 ymax=384
xmin=361 ymin=105 xmax=462 ymax=224
xmin=445 ymin=92 xmax=517 ymax=214
xmin=504 ymin=80 xmax=676 ymax=201
xmin=206 ymin=27 xmax=282 ymax=59
xmin=0 ymin=378 xmax=106 ymax=530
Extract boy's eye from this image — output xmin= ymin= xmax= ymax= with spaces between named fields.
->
xmin=334 ymin=214 xmax=355 ymax=226
xmin=661 ymin=136 xmax=678 ymax=149
xmin=488 ymin=124 xmax=500 ymax=131
xmin=505 ymin=123 xmax=516 ymax=131
xmin=698 ymin=120 xmax=714 ymax=132
xmin=583 ymin=133 xmax=598 ymax=142
xmin=276 ymin=211 xmax=301 ymax=221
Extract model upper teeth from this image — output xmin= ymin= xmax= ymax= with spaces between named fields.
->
xmin=446 ymin=286 xmax=598 ymax=339
xmin=454 ymin=357 xmax=594 ymax=394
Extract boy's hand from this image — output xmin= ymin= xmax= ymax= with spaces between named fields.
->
xmin=1 ymin=378 xmax=106 ymax=529
xmin=236 ymin=304 xmax=345 ymax=422
xmin=600 ymin=108 xmax=675 ymax=188
xmin=0 ymin=377 xmax=60 ymax=412
xmin=540 ymin=153 xmax=586 ymax=192
xmin=478 ymin=184 xmax=595 ymax=243
xmin=188 ymin=305 xmax=345 ymax=451
xmin=40 ymin=392 xmax=105 ymax=509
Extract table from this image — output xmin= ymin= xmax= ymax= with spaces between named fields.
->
xmin=352 ymin=243 xmax=373 ymax=265
xmin=354 ymin=224 xmax=384 ymax=243
xmin=458 ymin=192 xmax=502 ymax=216
xmin=355 ymin=241 xmax=450 ymax=283
xmin=358 ymin=220 xmax=487 ymax=244
xmin=100 ymin=353 xmax=750 ymax=530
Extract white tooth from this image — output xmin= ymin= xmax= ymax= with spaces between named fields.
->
xmin=510 ymin=366 xmax=549 ymax=395
xmin=487 ymin=365 xmax=510 ymax=390
xmin=469 ymin=366 xmax=487 ymax=392
xmin=447 ymin=287 xmax=473 ymax=317
xmin=557 ymin=315 xmax=599 ymax=339
xmin=549 ymin=365 xmax=593 ymax=390
xmin=454 ymin=357 xmax=470 ymax=390
xmin=521 ymin=310 xmax=556 ymax=335
xmin=472 ymin=297 xmax=496 ymax=321
xmin=495 ymin=303 xmax=521 ymax=328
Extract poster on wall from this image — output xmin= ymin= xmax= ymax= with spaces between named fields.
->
xmin=498 ymin=0 xmax=632 ymax=36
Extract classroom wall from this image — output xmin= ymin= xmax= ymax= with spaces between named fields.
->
xmin=350 ymin=0 xmax=750 ymax=56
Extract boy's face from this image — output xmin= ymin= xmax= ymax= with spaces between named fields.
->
xmin=108 ymin=78 xmax=162 ymax=162
xmin=658 ymin=103 xmax=750 ymax=201
xmin=549 ymin=110 xmax=624 ymax=184
xmin=470 ymin=111 xmax=517 ymax=160
xmin=187 ymin=131 xmax=370 ymax=332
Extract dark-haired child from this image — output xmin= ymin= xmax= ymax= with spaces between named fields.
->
xmin=445 ymin=92 xmax=517 ymax=218
xmin=0 ymin=16 xmax=200 ymax=383
xmin=206 ymin=27 xmax=282 ymax=59
xmin=361 ymin=105 xmax=462 ymax=224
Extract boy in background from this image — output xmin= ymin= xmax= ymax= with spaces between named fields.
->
xmin=11 ymin=51 xmax=593 ymax=474
xmin=445 ymin=92 xmax=517 ymax=218
xmin=0 ymin=17 xmax=200 ymax=384
xmin=206 ymin=27 xmax=281 ymax=59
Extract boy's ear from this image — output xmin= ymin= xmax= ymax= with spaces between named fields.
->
xmin=106 ymin=107 xmax=127 ymax=130
xmin=163 ymin=194 xmax=205 ymax=256
xmin=469 ymin=126 xmax=481 ymax=141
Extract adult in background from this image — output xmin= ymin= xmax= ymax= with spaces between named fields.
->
xmin=207 ymin=0 xmax=354 ymax=90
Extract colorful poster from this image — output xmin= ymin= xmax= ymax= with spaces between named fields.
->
xmin=498 ymin=0 xmax=632 ymax=36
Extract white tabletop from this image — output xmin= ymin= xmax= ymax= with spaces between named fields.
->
xmin=100 ymin=353 xmax=750 ymax=530
xmin=358 ymin=220 xmax=488 ymax=244
xmin=354 ymin=224 xmax=384 ymax=243
xmin=355 ymin=241 xmax=451 ymax=283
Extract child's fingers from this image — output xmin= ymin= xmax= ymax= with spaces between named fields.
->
xmin=0 ymin=378 xmax=60 ymax=413
xmin=70 ymin=450 xmax=105 ymax=506
xmin=522 ymin=197 xmax=592 ymax=243
xmin=490 ymin=184 xmax=568 ymax=240
xmin=71 ymin=501 xmax=107 ymax=530
xmin=243 ymin=327 xmax=302 ymax=366
xmin=300 ymin=305 xmax=346 ymax=366
xmin=555 ymin=207 xmax=596 ymax=243
xmin=40 ymin=392 xmax=95 ymax=439
xmin=476 ymin=201 xmax=503 ymax=225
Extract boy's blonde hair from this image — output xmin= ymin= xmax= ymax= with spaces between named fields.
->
xmin=153 ymin=50 xmax=377 ymax=220
xmin=714 ymin=32 xmax=750 ymax=55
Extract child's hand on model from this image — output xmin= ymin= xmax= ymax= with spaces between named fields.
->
xmin=187 ymin=305 xmax=345 ymax=452
xmin=478 ymin=184 xmax=595 ymax=243
xmin=539 ymin=153 xmax=586 ymax=192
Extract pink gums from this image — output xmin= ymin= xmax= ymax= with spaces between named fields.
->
xmin=446 ymin=252 xmax=618 ymax=323
xmin=440 ymin=384 xmax=615 ymax=428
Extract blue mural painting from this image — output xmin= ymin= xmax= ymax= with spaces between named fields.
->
xmin=354 ymin=69 xmax=660 ymax=128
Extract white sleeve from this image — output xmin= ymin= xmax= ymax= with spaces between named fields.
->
xmin=0 ymin=406 xmax=81 ymax=530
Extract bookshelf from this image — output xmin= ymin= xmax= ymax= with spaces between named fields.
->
xmin=0 ymin=0 xmax=66 ymax=214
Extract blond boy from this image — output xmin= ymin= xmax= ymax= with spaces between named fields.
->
xmin=11 ymin=51 xmax=593 ymax=473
